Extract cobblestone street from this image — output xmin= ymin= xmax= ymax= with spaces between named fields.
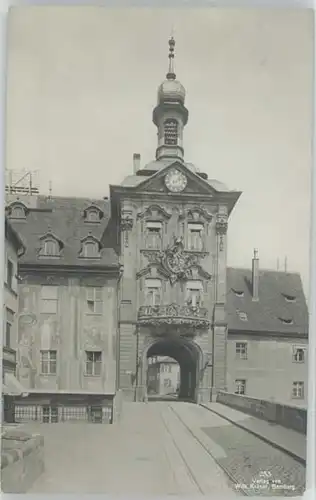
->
xmin=26 ymin=402 xmax=236 ymax=495
xmin=23 ymin=402 xmax=306 ymax=495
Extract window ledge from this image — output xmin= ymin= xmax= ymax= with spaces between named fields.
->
xmin=39 ymin=373 xmax=57 ymax=377
xmin=85 ymin=313 xmax=103 ymax=316
xmin=84 ymin=374 xmax=102 ymax=378
xmin=292 ymin=360 xmax=305 ymax=364
xmin=79 ymin=256 xmax=101 ymax=260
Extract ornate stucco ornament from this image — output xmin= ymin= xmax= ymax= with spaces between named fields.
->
xmin=143 ymin=236 xmax=205 ymax=284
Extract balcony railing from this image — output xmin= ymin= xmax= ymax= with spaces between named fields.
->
xmin=137 ymin=304 xmax=210 ymax=333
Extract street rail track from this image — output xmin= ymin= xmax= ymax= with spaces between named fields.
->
xmin=163 ymin=403 xmax=248 ymax=495
xmin=164 ymin=402 xmax=305 ymax=497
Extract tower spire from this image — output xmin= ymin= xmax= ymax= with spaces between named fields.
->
xmin=166 ymin=36 xmax=176 ymax=80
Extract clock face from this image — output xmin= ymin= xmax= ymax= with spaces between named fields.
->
xmin=164 ymin=168 xmax=187 ymax=193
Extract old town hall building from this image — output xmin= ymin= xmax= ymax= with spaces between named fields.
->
xmin=5 ymin=38 xmax=308 ymax=423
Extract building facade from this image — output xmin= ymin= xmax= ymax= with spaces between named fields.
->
xmin=226 ymin=258 xmax=308 ymax=407
xmin=5 ymin=196 xmax=120 ymax=423
xmin=6 ymin=37 xmax=309 ymax=420
xmin=3 ymin=217 xmax=27 ymax=422
xmin=147 ymin=356 xmax=180 ymax=396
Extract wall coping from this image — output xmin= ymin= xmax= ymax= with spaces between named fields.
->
xmin=217 ymin=391 xmax=307 ymax=412
xmin=1 ymin=433 xmax=44 ymax=470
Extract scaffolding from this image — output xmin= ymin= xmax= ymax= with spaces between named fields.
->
xmin=5 ymin=169 xmax=40 ymax=195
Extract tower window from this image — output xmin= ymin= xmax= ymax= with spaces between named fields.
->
xmin=146 ymin=222 xmax=162 ymax=249
xmin=164 ymin=119 xmax=178 ymax=146
xmin=145 ymin=279 xmax=162 ymax=306
xmin=186 ymin=281 xmax=203 ymax=307
xmin=188 ymin=223 xmax=204 ymax=251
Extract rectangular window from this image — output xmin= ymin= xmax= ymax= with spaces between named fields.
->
xmin=186 ymin=280 xmax=203 ymax=307
xmin=145 ymin=279 xmax=162 ymax=306
xmin=146 ymin=222 xmax=162 ymax=249
xmin=5 ymin=322 xmax=12 ymax=348
xmin=42 ymin=406 xmax=58 ymax=423
xmin=164 ymin=378 xmax=172 ymax=388
xmin=6 ymin=259 xmax=13 ymax=289
xmin=86 ymin=287 xmax=103 ymax=314
xmin=292 ymin=347 xmax=306 ymax=363
xmin=40 ymin=286 xmax=58 ymax=314
xmin=188 ymin=223 xmax=204 ymax=251
xmin=236 ymin=342 xmax=248 ymax=360
xmin=292 ymin=381 xmax=304 ymax=399
xmin=85 ymin=351 xmax=102 ymax=376
xmin=40 ymin=350 xmax=57 ymax=375
xmin=235 ymin=379 xmax=246 ymax=395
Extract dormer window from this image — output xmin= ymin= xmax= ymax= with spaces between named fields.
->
xmin=283 ymin=293 xmax=296 ymax=303
xmin=80 ymin=235 xmax=101 ymax=259
xmin=39 ymin=232 xmax=63 ymax=258
xmin=83 ymin=205 xmax=103 ymax=223
xmin=237 ymin=311 xmax=248 ymax=321
xmin=164 ymin=119 xmax=178 ymax=146
xmin=44 ymin=239 xmax=59 ymax=256
xmin=280 ymin=317 xmax=294 ymax=325
xmin=7 ymin=202 xmax=27 ymax=220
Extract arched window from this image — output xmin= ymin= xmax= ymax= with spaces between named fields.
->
xmin=83 ymin=241 xmax=99 ymax=258
xmin=8 ymin=203 xmax=27 ymax=219
xmin=164 ymin=119 xmax=178 ymax=146
xmin=43 ymin=239 xmax=59 ymax=256
xmin=86 ymin=209 xmax=99 ymax=222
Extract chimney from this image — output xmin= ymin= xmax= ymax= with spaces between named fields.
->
xmin=252 ymin=248 xmax=259 ymax=301
xmin=133 ymin=153 xmax=141 ymax=174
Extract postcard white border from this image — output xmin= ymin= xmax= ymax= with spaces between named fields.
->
xmin=0 ymin=1 xmax=315 ymax=499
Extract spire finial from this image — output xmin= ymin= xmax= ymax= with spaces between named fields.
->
xmin=166 ymin=35 xmax=176 ymax=80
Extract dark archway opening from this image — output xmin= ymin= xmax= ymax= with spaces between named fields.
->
xmin=146 ymin=337 xmax=200 ymax=402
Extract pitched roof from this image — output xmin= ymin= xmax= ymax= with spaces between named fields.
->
xmin=8 ymin=196 xmax=119 ymax=269
xmin=5 ymin=217 xmax=26 ymax=255
xmin=226 ymin=267 xmax=308 ymax=337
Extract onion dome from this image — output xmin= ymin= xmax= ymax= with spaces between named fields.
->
xmin=157 ymin=37 xmax=186 ymax=104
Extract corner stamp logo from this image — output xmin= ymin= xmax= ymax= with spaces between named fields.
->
xmin=234 ymin=470 xmax=297 ymax=494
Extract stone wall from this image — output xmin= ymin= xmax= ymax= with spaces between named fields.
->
xmin=217 ymin=391 xmax=307 ymax=434
xmin=1 ymin=427 xmax=44 ymax=493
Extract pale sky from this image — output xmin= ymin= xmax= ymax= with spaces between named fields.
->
xmin=6 ymin=7 xmax=313 ymax=294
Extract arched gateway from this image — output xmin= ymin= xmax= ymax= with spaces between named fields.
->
xmin=142 ymin=336 xmax=203 ymax=401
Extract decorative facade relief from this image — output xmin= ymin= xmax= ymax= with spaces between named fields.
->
xmin=120 ymin=209 xmax=134 ymax=248
xmin=215 ymin=213 xmax=228 ymax=252
xmin=137 ymin=204 xmax=172 ymax=221
xmin=140 ymin=236 xmax=210 ymax=284
xmin=180 ymin=206 xmax=213 ymax=222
